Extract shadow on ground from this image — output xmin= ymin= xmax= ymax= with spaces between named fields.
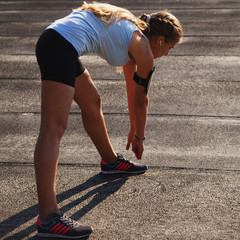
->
xmin=0 ymin=173 xmax=129 ymax=240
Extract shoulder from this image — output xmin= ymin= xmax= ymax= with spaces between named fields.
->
xmin=128 ymin=31 xmax=154 ymax=77
xmin=129 ymin=31 xmax=153 ymax=60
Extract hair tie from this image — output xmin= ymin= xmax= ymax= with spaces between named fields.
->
xmin=146 ymin=14 xmax=151 ymax=23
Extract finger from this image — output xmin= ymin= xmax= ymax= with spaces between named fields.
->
xmin=137 ymin=151 xmax=142 ymax=160
xmin=134 ymin=151 xmax=139 ymax=159
xmin=137 ymin=146 xmax=143 ymax=160
xmin=132 ymin=146 xmax=139 ymax=159
xmin=136 ymin=149 xmax=141 ymax=159
xmin=126 ymin=141 xmax=130 ymax=150
xmin=135 ymin=148 xmax=141 ymax=160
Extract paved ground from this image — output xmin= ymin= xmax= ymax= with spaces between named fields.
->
xmin=0 ymin=0 xmax=240 ymax=239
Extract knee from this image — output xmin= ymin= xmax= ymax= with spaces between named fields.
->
xmin=91 ymin=92 xmax=102 ymax=113
xmin=83 ymin=91 xmax=102 ymax=115
xmin=93 ymin=92 xmax=102 ymax=109
xmin=40 ymin=119 xmax=68 ymax=139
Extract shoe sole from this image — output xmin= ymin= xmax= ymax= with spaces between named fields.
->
xmin=101 ymin=169 xmax=147 ymax=174
xmin=37 ymin=232 xmax=91 ymax=239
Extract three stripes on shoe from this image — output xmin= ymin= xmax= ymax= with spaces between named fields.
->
xmin=37 ymin=218 xmax=70 ymax=236
xmin=101 ymin=159 xmax=131 ymax=171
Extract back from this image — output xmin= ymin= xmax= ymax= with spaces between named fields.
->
xmin=47 ymin=10 xmax=142 ymax=66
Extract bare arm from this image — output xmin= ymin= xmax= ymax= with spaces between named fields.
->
xmin=124 ymin=60 xmax=136 ymax=150
xmin=124 ymin=31 xmax=154 ymax=159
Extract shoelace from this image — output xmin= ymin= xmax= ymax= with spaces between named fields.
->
xmin=60 ymin=214 xmax=78 ymax=228
xmin=117 ymin=154 xmax=132 ymax=166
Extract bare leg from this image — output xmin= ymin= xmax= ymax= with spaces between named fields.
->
xmin=34 ymin=81 xmax=74 ymax=221
xmin=74 ymin=70 xmax=117 ymax=163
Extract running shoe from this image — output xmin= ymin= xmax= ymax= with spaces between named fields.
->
xmin=101 ymin=154 xmax=147 ymax=174
xmin=36 ymin=212 xmax=92 ymax=239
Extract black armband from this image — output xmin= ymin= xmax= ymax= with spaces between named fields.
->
xmin=133 ymin=67 xmax=155 ymax=94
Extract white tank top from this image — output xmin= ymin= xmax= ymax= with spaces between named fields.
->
xmin=47 ymin=10 xmax=146 ymax=66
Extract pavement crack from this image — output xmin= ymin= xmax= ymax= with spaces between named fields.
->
xmin=0 ymin=162 xmax=239 ymax=173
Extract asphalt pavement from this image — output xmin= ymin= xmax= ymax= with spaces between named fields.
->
xmin=0 ymin=0 xmax=240 ymax=239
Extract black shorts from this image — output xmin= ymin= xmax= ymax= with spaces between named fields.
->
xmin=35 ymin=29 xmax=85 ymax=87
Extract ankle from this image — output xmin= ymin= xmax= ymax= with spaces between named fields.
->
xmin=102 ymin=153 xmax=117 ymax=164
xmin=39 ymin=210 xmax=61 ymax=223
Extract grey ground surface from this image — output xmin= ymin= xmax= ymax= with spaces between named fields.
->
xmin=0 ymin=0 xmax=240 ymax=239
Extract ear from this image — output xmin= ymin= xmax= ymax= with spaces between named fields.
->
xmin=157 ymin=36 xmax=165 ymax=42
xmin=155 ymin=36 xmax=164 ymax=45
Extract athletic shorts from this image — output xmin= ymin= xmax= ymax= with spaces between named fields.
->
xmin=35 ymin=29 xmax=85 ymax=87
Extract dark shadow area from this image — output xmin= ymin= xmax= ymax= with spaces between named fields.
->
xmin=0 ymin=173 xmax=129 ymax=240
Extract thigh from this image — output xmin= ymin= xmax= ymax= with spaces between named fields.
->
xmin=41 ymin=81 xmax=75 ymax=127
xmin=73 ymin=70 xmax=101 ymax=113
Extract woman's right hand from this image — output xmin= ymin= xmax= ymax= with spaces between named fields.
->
xmin=126 ymin=130 xmax=144 ymax=160
xmin=126 ymin=129 xmax=135 ymax=151
xmin=131 ymin=136 xmax=144 ymax=160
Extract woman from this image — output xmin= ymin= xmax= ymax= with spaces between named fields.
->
xmin=35 ymin=1 xmax=182 ymax=238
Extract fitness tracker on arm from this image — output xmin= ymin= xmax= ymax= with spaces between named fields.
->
xmin=133 ymin=67 xmax=155 ymax=94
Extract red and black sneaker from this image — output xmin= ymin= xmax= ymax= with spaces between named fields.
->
xmin=101 ymin=154 xmax=147 ymax=174
xmin=36 ymin=212 xmax=92 ymax=239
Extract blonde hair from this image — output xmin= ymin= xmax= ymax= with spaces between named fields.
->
xmin=74 ymin=1 xmax=147 ymax=31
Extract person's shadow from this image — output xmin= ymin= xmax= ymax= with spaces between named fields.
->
xmin=0 ymin=173 xmax=129 ymax=239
